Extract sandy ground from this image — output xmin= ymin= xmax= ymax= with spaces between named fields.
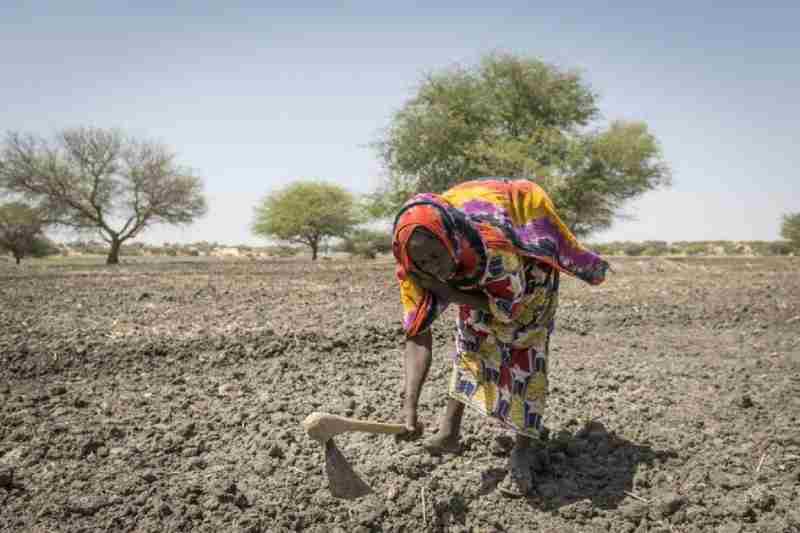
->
xmin=1 ymin=255 xmax=799 ymax=532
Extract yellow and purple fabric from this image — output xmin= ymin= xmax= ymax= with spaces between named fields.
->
xmin=392 ymin=178 xmax=609 ymax=436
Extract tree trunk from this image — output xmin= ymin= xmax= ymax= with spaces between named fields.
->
xmin=311 ymin=241 xmax=318 ymax=261
xmin=15 ymin=255 xmax=21 ymax=265
xmin=107 ymin=238 xmax=122 ymax=265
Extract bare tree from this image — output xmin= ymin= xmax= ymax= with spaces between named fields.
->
xmin=0 ymin=128 xmax=207 ymax=264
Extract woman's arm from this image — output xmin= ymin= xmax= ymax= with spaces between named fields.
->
xmin=440 ymin=287 xmax=490 ymax=312
xmin=401 ymin=328 xmax=432 ymax=436
xmin=408 ymin=271 xmax=490 ymax=312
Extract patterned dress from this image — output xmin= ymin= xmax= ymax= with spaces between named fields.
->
xmin=450 ymin=248 xmax=558 ymax=437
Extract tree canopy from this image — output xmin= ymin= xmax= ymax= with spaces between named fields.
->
xmin=781 ymin=212 xmax=800 ymax=248
xmin=252 ymin=181 xmax=358 ymax=260
xmin=0 ymin=127 xmax=207 ymax=264
xmin=0 ymin=201 xmax=54 ymax=264
xmin=371 ymin=53 xmax=671 ymax=237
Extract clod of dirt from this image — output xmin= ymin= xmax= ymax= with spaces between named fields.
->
xmin=620 ymin=501 xmax=649 ymax=524
xmin=65 ymin=495 xmax=109 ymax=516
xmin=717 ymin=522 xmax=743 ymax=533
xmin=739 ymin=395 xmax=755 ymax=408
xmin=268 ymin=443 xmax=285 ymax=459
xmin=655 ymin=492 xmax=687 ymax=518
xmin=218 ymin=382 xmax=241 ymax=397
xmin=141 ymin=471 xmax=158 ymax=484
xmin=490 ymin=435 xmax=514 ymax=456
xmin=80 ymin=438 xmax=104 ymax=459
xmin=0 ymin=465 xmax=14 ymax=488
xmin=178 ymin=421 xmax=197 ymax=439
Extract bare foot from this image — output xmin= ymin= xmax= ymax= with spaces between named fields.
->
xmin=422 ymin=432 xmax=462 ymax=455
xmin=499 ymin=447 xmax=534 ymax=497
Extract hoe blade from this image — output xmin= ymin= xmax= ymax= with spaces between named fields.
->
xmin=324 ymin=439 xmax=373 ymax=500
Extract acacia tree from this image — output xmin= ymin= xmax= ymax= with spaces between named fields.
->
xmin=252 ymin=181 xmax=358 ymax=260
xmin=0 ymin=201 xmax=51 ymax=264
xmin=371 ymin=53 xmax=671 ymax=237
xmin=781 ymin=212 xmax=800 ymax=248
xmin=0 ymin=128 xmax=207 ymax=264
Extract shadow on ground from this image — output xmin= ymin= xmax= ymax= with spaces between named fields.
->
xmin=479 ymin=421 xmax=676 ymax=512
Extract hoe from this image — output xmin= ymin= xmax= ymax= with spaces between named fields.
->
xmin=302 ymin=412 xmax=409 ymax=499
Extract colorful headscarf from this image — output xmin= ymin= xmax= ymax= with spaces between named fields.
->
xmin=393 ymin=178 xmax=609 ymax=336
xmin=392 ymin=203 xmax=457 ymax=278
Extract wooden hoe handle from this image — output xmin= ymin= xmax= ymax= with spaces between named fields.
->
xmin=302 ymin=412 xmax=407 ymax=443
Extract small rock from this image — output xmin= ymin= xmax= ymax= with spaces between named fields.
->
xmin=74 ymin=397 xmax=88 ymax=408
xmin=51 ymin=385 xmax=67 ymax=396
xmin=739 ymin=395 xmax=754 ymax=408
xmin=138 ymin=292 xmax=151 ymax=301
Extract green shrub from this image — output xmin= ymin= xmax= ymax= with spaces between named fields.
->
xmin=29 ymin=236 xmax=60 ymax=258
xmin=767 ymin=241 xmax=794 ymax=256
xmin=624 ymin=243 xmax=648 ymax=256
xmin=266 ymin=245 xmax=300 ymax=257
xmin=587 ymin=243 xmax=616 ymax=256
xmin=340 ymin=229 xmax=392 ymax=259
xmin=641 ymin=241 xmax=668 ymax=256
xmin=684 ymin=243 xmax=707 ymax=256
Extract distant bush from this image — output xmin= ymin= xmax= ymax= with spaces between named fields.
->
xmin=266 ymin=245 xmax=300 ymax=258
xmin=339 ymin=229 xmax=392 ymax=259
xmin=29 ymin=236 xmax=60 ymax=258
xmin=586 ymin=243 xmax=618 ymax=256
xmin=684 ymin=243 xmax=707 ymax=256
xmin=641 ymin=241 xmax=667 ymax=256
xmin=623 ymin=243 xmax=647 ymax=256
xmin=767 ymin=241 xmax=794 ymax=256
xmin=67 ymin=240 xmax=108 ymax=255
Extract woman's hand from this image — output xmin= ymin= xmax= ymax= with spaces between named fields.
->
xmin=395 ymin=405 xmax=424 ymax=442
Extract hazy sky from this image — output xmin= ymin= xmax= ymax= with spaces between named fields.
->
xmin=2 ymin=1 xmax=797 ymax=245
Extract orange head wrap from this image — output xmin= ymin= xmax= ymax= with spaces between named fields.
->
xmin=392 ymin=203 xmax=457 ymax=279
